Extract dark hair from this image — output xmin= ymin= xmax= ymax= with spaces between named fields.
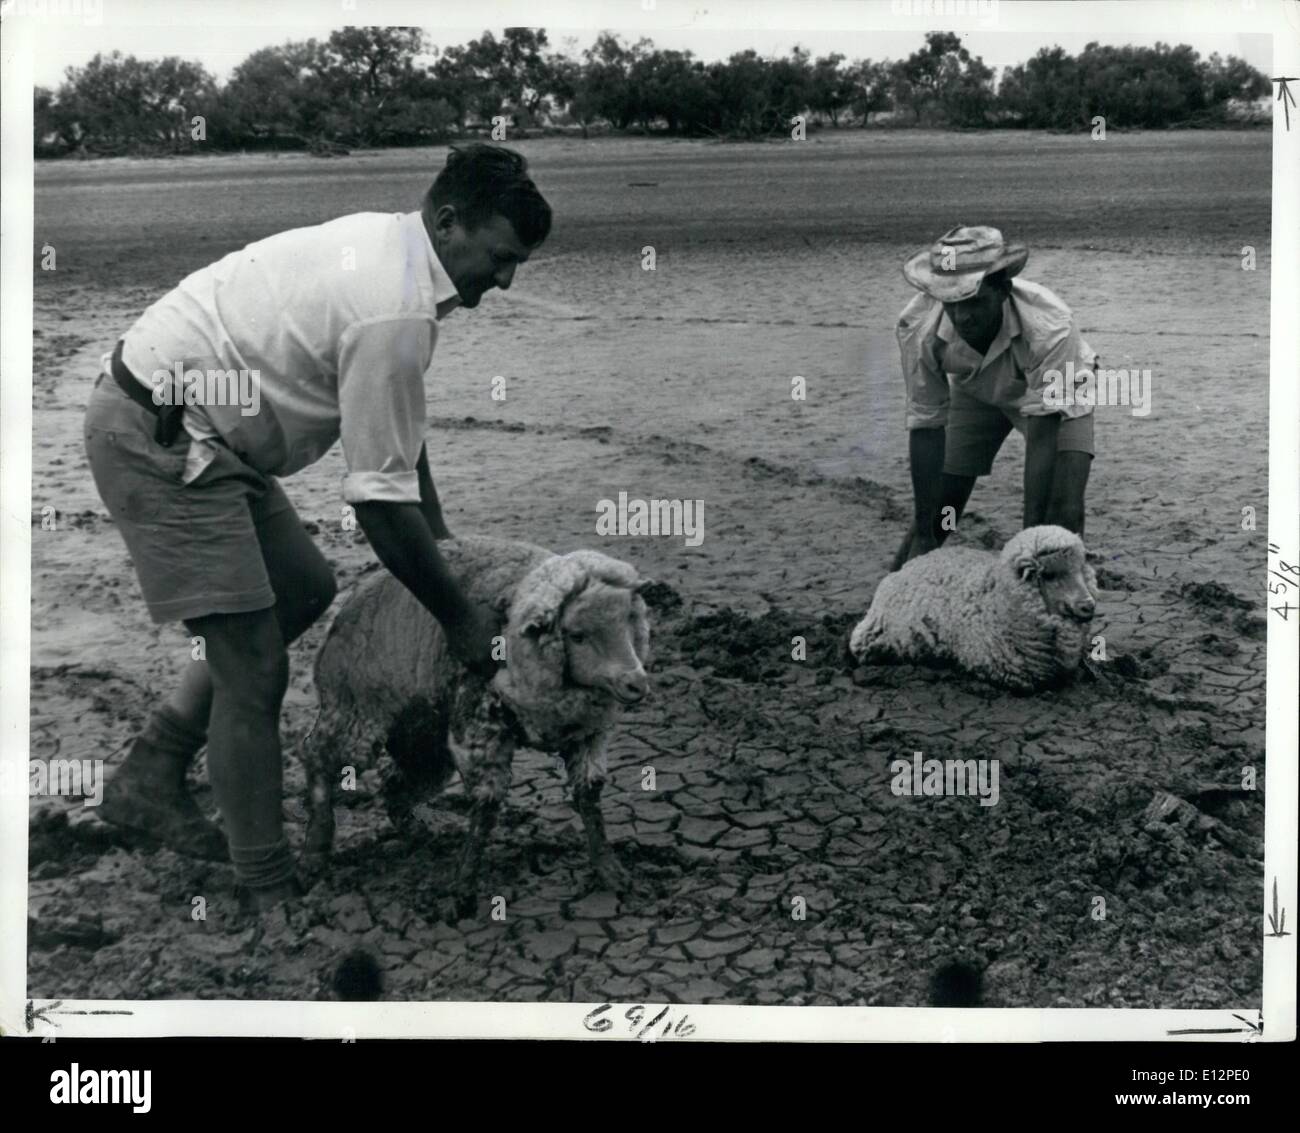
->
xmin=424 ymin=143 xmax=552 ymax=247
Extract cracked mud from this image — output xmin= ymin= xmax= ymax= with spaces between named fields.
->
xmin=29 ymin=132 xmax=1268 ymax=1009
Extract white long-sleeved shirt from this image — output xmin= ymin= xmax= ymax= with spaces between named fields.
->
xmin=896 ymin=278 xmax=1097 ymax=430
xmin=120 ymin=210 xmax=461 ymax=503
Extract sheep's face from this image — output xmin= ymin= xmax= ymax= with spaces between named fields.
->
xmin=1015 ymin=546 xmax=1098 ymax=625
xmin=537 ymin=581 xmax=650 ymax=705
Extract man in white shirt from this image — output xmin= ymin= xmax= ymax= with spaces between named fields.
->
xmin=83 ymin=144 xmax=552 ymax=909
xmin=891 ymin=225 xmax=1097 ymax=570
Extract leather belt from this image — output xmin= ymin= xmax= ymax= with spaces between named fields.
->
xmin=110 ymin=340 xmax=186 ymax=448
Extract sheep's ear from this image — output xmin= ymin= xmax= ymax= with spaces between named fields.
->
xmin=520 ymin=610 xmax=551 ymax=636
xmin=1016 ymin=556 xmax=1040 ymax=582
xmin=520 ymin=610 xmax=554 ymax=638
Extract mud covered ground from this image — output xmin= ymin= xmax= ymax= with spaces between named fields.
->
xmin=27 ymin=130 xmax=1269 ymax=1009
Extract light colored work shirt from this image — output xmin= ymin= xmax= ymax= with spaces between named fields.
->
xmin=120 ymin=210 xmax=461 ymax=503
xmin=896 ymin=278 xmax=1097 ymax=430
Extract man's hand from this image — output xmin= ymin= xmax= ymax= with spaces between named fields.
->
xmin=912 ymin=530 xmax=939 ymax=557
xmin=354 ymin=499 xmax=498 ymax=674
xmin=900 ymin=427 xmax=947 ymax=569
xmin=443 ymin=600 xmax=502 ymax=679
xmin=891 ymin=517 xmax=943 ymax=572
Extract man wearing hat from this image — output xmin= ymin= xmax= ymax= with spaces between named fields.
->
xmin=891 ymin=225 xmax=1097 ymax=570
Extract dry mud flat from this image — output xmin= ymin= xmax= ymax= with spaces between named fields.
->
xmin=27 ymin=131 xmax=1269 ymax=1009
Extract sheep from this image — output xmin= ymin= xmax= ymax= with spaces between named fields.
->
xmin=300 ymin=535 xmax=652 ymax=917
xmin=847 ymin=525 xmax=1099 ymax=692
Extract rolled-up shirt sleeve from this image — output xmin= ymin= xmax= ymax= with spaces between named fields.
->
xmin=1019 ymin=318 xmax=1099 ymax=420
xmin=896 ymin=297 xmax=950 ymax=429
xmin=337 ymin=315 xmax=436 ymax=503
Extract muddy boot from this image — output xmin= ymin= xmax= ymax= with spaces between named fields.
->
xmin=98 ymin=707 xmax=228 ymax=861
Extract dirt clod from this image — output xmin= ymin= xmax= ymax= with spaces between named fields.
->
xmin=333 ymin=948 xmax=384 ymax=1001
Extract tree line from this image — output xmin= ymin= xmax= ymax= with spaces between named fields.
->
xmin=34 ymin=27 xmax=1271 ymax=157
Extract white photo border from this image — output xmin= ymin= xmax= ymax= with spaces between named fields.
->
xmin=1 ymin=0 xmax=1295 ymax=1042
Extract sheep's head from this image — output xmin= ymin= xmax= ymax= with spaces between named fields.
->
xmin=1002 ymin=526 xmax=1098 ymax=626
xmin=503 ymin=550 xmax=652 ymax=710
xmin=550 ymin=580 xmax=650 ymax=703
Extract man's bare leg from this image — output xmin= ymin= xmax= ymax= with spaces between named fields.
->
xmin=159 ymin=506 xmax=337 ymax=730
xmin=187 ymin=607 xmax=297 ymax=907
xmin=101 ymin=507 xmax=336 ymax=861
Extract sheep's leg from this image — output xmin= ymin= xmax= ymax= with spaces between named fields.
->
xmin=449 ymin=795 xmax=501 ymax=921
xmin=381 ymin=696 xmax=452 ymax=843
xmin=576 ymin=780 xmax=629 ymax=892
xmin=565 ymin=735 xmax=629 ymax=893
xmin=301 ymin=721 xmax=339 ymax=873
xmin=444 ymin=681 xmax=516 ymax=921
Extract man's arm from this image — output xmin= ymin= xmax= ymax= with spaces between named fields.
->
xmin=416 ymin=444 xmax=452 ymax=540
xmin=909 ymin=426 xmax=947 ymax=552
xmin=1023 ymin=413 xmax=1060 ymax=528
xmin=336 ymin=318 xmax=494 ymax=672
xmin=1019 ymin=302 xmax=1089 ymax=528
xmin=897 ymin=299 xmax=950 ymax=556
xmin=352 ymin=500 xmax=497 ymax=673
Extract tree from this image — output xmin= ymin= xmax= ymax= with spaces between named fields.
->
xmin=998 ymin=46 xmax=1084 ymax=128
xmin=936 ymin=46 xmax=995 ymax=126
xmin=499 ymin=27 xmax=559 ymax=121
xmin=1076 ymin=42 xmax=1204 ymax=127
xmin=628 ymin=48 xmax=711 ymax=132
xmin=767 ymin=45 xmax=814 ymax=132
xmin=433 ymin=33 xmax=507 ymax=127
xmin=47 ymin=51 xmax=218 ymax=153
xmin=893 ymin=31 xmax=962 ymax=121
xmin=889 ymin=32 xmax=995 ymax=126
xmin=998 ymin=41 xmax=1270 ymax=129
xmin=35 ymin=26 xmax=1276 ymax=157
xmin=34 ymin=86 xmax=68 ymax=154
xmin=1204 ymin=52 xmax=1270 ymax=105
xmin=573 ymin=33 xmax=650 ymax=130
xmin=220 ymin=41 xmax=330 ymax=146
xmin=311 ymin=27 xmax=430 ymax=144
xmin=808 ymin=53 xmax=854 ymax=125
xmin=711 ymin=49 xmax=770 ymax=135
xmin=846 ymin=59 xmax=893 ymax=124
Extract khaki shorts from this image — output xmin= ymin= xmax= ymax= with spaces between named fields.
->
xmin=83 ymin=370 xmax=294 ymax=624
xmin=942 ymin=387 xmax=1095 ymax=478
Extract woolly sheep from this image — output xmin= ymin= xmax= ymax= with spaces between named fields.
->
xmin=301 ymin=535 xmax=652 ymax=916
xmin=847 ymin=525 xmax=1099 ymax=692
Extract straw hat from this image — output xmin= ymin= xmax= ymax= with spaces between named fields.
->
xmin=902 ymin=225 xmax=1029 ymax=302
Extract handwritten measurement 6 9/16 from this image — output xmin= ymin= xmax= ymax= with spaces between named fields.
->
xmin=583 ymin=1003 xmax=696 ymax=1041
